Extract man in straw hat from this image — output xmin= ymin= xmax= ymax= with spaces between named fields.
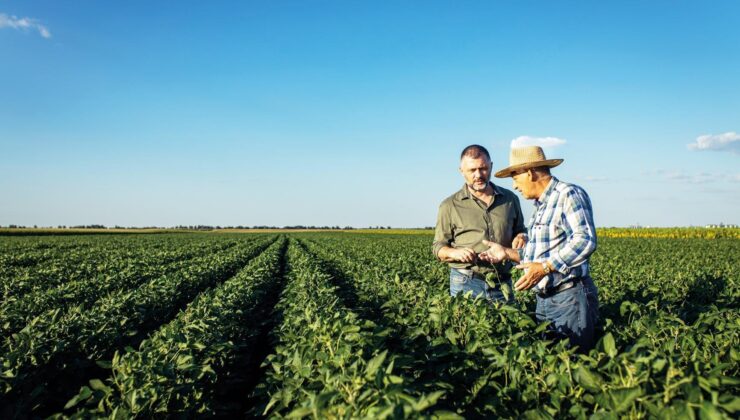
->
xmin=478 ymin=145 xmax=599 ymax=351
xmin=433 ymin=145 xmax=528 ymax=304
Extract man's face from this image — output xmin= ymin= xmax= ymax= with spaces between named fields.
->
xmin=512 ymin=170 xmax=536 ymax=199
xmin=459 ymin=155 xmax=491 ymax=192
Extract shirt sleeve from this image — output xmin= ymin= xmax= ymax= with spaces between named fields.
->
xmin=549 ymin=187 xmax=597 ymax=274
xmin=432 ymin=202 xmax=453 ymax=259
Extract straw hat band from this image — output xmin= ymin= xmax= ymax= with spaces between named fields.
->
xmin=494 ymin=146 xmax=564 ymax=178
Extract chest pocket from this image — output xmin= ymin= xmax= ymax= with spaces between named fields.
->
xmin=490 ymin=202 xmax=515 ymax=238
xmin=531 ymin=210 xmax=565 ymax=242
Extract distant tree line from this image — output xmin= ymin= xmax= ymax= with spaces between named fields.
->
xmin=2 ymin=224 xmax=436 ymax=230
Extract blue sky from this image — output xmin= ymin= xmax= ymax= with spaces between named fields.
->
xmin=1 ymin=1 xmax=738 ymax=227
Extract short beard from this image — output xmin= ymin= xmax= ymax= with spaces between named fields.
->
xmin=467 ymin=180 xmax=489 ymax=192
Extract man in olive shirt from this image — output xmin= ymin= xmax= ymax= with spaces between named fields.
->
xmin=433 ymin=145 xmax=527 ymax=303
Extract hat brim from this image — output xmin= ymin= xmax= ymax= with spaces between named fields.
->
xmin=494 ymin=159 xmax=564 ymax=178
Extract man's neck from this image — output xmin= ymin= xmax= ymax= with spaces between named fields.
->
xmin=468 ymin=182 xmax=494 ymax=202
xmin=533 ymin=176 xmax=553 ymax=200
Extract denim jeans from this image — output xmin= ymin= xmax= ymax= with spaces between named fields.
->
xmin=449 ymin=268 xmax=514 ymax=304
xmin=536 ymin=276 xmax=599 ymax=352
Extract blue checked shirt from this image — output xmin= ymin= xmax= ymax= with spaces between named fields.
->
xmin=519 ymin=177 xmax=597 ymax=292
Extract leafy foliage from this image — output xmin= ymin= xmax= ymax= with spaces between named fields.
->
xmin=252 ymin=240 xmax=446 ymax=418
xmin=0 ymin=234 xmax=275 ymax=416
xmin=0 ymin=232 xmax=736 ymax=418
xmin=64 ymin=237 xmax=287 ymax=417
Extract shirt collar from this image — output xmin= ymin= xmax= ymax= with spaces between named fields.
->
xmin=535 ymin=177 xmax=558 ymax=206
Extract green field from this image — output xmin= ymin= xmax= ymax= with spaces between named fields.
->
xmin=0 ymin=232 xmax=737 ymax=418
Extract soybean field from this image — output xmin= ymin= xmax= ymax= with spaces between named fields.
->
xmin=0 ymin=232 xmax=737 ymax=419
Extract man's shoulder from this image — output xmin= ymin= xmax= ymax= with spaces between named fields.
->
xmin=493 ymin=184 xmax=519 ymax=201
xmin=553 ymin=179 xmax=592 ymax=206
xmin=554 ymin=179 xmax=589 ymax=196
xmin=439 ymin=190 xmax=463 ymax=208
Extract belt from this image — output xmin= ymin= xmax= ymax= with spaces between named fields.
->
xmin=536 ymin=277 xmax=583 ymax=298
xmin=454 ymin=268 xmax=485 ymax=279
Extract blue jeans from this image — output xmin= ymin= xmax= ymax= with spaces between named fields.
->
xmin=449 ymin=268 xmax=514 ymax=304
xmin=536 ymin=277 xmax=599 ymax=352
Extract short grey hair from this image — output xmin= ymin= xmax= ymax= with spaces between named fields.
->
xmin=460 ymin=145 xmax=490 ymax=162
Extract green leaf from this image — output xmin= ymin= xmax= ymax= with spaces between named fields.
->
xmin=89 ymin=378 xmax=111 ymax=392
xmin=413 ymin=390 xmax=445 ymax=411
xmin=574 ymin=366 xmax=604 ymax=393
xmin=444 ymin=328 xmax=458 ymax=346
xmin=607 ymin=386 xmax=643 ymax=413
xmin=699 ymin=401 xmax=723 ymax=420
xmin=432 ymin=410 xmax=465 ymax=420
xmin=652 ymin=358 xmax=667 ymax=372
xmin=387 ymin=375 xmax=404 ymax=384
xmin=720 ymin=396 xmax=740 ymax=413
xmin=64 ymin=386 xmax=93 ymax=409
xmin=365 ymin=350 xmax=387 ymax=378
xmin=286 ymin=407 xmax=313 ymax=418
xmin=95 ymin=359 xmax=112 ymax=369
xmin=602 ymin=333 xmax=617 ymax=357
xmin=500 ymin=281 xmax=512 ymax=302
xmin=535 ymin=321 xmax=550 ymax=334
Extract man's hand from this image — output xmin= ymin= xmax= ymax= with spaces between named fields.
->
xmin=449 ymin=247 xmax=477 ymax=263
xmin=512 ymin=233 xmax=527 ymax=249
xmin=513 ymin=262 xmax=547 ymax=291
xmin=478 ymin=240 xmax=508 ymax=263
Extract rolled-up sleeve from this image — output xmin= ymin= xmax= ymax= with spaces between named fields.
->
xmin=549 ymin=188 xmax=597 ymax=274
xmin=432 ymin=202 xmax=453 ymax=259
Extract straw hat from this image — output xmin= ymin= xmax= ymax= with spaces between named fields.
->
xmin=494 ymin=146 xmax=564 ymax=178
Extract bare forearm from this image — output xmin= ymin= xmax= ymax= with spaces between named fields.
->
xmin=438 ymin=246 xmax=478 ymax=264
xmin=504 ymin=247 xmax=521 ymax=263
xmin=437 ymin=246 xmax=457 ymax=263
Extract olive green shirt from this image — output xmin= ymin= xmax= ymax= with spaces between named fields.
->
xmin=433 ymin=183 xmax=526 ymax=277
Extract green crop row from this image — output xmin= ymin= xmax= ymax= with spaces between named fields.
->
xmin=0 ymin=232 xmax=736 ymax=418
xmin=1 ymin=234 xmax=225 ymax=301
xmin=300 ymin=236 xmax=553 ymax=417
xmin=0 ymin=239 xmax=238 ymax=341
xmin=253 ymin=240 xmax=446 ymax=418
xmin=0 ymin=235 xmax=275 ymax=417
xmin=61 ymin=237 xmax=287 ymax=418
xmin=299 ymin=233 xmax=739 ymax=418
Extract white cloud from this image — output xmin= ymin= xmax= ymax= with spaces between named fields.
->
xmin=0 ymin=13 xmax=51 ymax=38
xmin=657 ymin=170 xmax=740 ymax=185
xmin=687 ymin=132 xmax=739 ymax=154
xmin=665 ymin=171 xmax=708 ymax=183
xmin=511 ymin=135 xmax=567 ymax=149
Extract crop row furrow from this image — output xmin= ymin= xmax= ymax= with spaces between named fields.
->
xmin=0 ymin=239 xmax=97 ymax=270
xmin=0 ymin=240 xmax=238 ymax=340
xmin=252 ymin=240 xmax=445 ymax=418
xmin=1 ymin=236 xmax=229 ymax=301
xmin=0 ymin=236 xmax=276 ymax=418
xmin=300 ymin=237 xmax=544 ymax=417
xmin=303 ymin=234 xmax=740 ymax=418
xmin=60 ymin=237 xmax=288 ymax=418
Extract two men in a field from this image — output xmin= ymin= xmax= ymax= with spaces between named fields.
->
xmin=433 ymin=145 xmax=527 ymax=304
xmin=435 ymin=145 xmax=599 ymax=351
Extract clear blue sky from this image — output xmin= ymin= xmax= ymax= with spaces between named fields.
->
xmin=1 ymin=1 xmax=738 ymax=227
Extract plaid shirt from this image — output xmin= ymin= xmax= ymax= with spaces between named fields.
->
xmin=519 ymin=177 xmax=597 ymax=292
